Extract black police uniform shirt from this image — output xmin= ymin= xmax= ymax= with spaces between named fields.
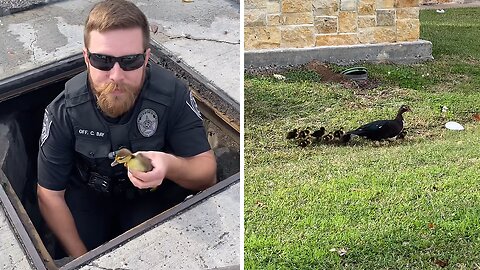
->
xmin=37 ymin=63 xmax=211 ymax=192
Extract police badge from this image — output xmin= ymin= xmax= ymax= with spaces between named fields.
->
xmin=40 ymin=109 xmax=52 ymax=147
xmin=137 ymin=108 xmax=158 ymax=137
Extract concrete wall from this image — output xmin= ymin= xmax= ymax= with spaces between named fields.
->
xmin=244 ymin=0 xmax=421 ymax=50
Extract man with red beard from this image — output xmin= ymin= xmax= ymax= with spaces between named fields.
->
xmin=36 ymin=0 xmax=217 ymax=259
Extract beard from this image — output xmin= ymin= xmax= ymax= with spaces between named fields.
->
xmin=89 ymin=72 xmax=144 ymax=118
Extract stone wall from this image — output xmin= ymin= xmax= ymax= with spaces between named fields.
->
xmin=245 ymin=0 xmax=421 ymax=50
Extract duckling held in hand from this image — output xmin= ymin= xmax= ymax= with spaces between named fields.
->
xmin=110 ymin=148 xmax=154 ymax=172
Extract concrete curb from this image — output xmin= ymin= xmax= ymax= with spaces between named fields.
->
xmin=244 ymin=40 xmax=433 ymax=68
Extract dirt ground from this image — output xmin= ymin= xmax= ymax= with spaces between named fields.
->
xmin=245 ymin=60 xmax=381 ymax=91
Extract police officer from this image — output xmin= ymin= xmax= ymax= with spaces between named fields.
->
xmin=37 ymin=0 xmax=217 ymax=258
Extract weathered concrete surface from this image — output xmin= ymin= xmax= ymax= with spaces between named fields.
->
xmin=77 ymin=183 xmax=240 ymax=270
xmin=144 ymin=0 xmax=240 ymax=104
xmin=0 ymin=0 xmax=240 ymax=104
xmin=0 ymin=206 xmax=34 ymax=270
xmin=244 ymin=40 xmax=433 ymax=67
xmin=0 ymin=0 xmax=66 ymax=16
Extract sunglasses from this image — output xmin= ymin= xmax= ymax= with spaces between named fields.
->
xmin=87 ymin=50 xmax=146 ymax=71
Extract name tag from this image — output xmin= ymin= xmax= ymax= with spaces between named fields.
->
xmin=77 ymin=128 xmax=106 ymax=138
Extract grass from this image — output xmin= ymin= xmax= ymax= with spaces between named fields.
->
xmin=244 ymin=8 xmax=480 ymax=270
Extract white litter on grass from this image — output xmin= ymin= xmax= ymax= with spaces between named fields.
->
xmin=445 ymin=121 xmax=464 ymax=131
xmin=273 ymin=74 xmax=286 ymax=80
xmin=436 ymin=9 xmax=445 ymax=14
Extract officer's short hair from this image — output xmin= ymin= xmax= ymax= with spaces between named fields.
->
xmin=84 ymin=0 xmax=150 ymax=50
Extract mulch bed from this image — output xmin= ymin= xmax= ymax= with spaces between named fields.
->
xmin=245 ymin=60 xmax=381 ymax=90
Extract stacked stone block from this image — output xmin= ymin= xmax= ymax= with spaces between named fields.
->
xmin=244 ymin=0 xmax=420 ymax=50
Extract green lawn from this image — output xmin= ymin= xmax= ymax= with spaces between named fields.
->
xmin=244 ymin=8 xmax=480 ymax=270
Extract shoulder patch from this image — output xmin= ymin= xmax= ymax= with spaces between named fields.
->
xmin=137 ymin=108 xmax=158 ymax=137
xmin=186 ymin=91 xmax=202 ymax=120
xmin=40 ymin=109 xmax=53 ymax=147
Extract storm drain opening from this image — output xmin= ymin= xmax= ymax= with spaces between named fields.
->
xmin=0 ymin=43 xmax=239 ymax=270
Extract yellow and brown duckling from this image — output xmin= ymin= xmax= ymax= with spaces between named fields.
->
xmin=110 ymin=148 xmax=153 ymax=172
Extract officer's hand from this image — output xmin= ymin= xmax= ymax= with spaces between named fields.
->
xmin=127 ymin=151 xmax=169 ymax=189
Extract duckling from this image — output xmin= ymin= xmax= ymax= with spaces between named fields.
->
xmin=286 ymin=128 xmax=298 ymax=139
xmin=298 ymin=138 xmax=311 ymax=148
xmin=298 ymin=129 xmax=310 ymax=139
xmin=322 ymin=133 xmax=334 ymax=142
xmin=340 ymin=133 xmax=352 ymax=143
xmin=333 ymin=127 xmax=345 ymax=139
xmin=397 ymin=130 xmax=407 ymax=140
xmin=311 ymin=127 xmax=326 ymax=139
xmin=110 ymin=148 xmax=153 ymax=172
